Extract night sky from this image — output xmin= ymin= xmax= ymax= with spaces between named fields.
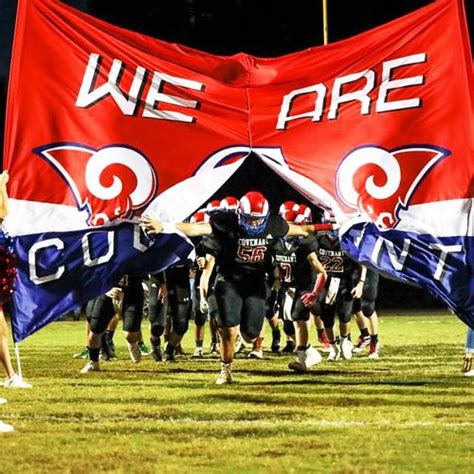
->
xmin=0 ymin=0 xmax=472 ymax=309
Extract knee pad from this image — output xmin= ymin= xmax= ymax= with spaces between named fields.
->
xmin=173 ymin=318 xmax=189 ymax=336
xmin=361 ymin=300 xmax=376 ymax=318
xmin=194 ymin=310 xmax=208 ymax=327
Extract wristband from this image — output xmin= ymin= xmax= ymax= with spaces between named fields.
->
xmin=313 ymin=223 xmax=334 ymax=232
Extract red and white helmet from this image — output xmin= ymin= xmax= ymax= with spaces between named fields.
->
xmin=297 ymin=204 xmax=312 ymax=224
xmin=278 ymin=201 xmax=300 ymax=216
xmin=206 ymin=199 xmax=223 ymax=214
xmin=220 ymin=196 xmax=239 ymax=212
xmin=321 ymin=209 xmax=336 ymax=224
xmin=190 ymin=210 xmax=210 ymax=223
xmin=281 ymin=209 xmax=299 ymax=224
xmin=238 ymin=191 xmax=270 ymax=235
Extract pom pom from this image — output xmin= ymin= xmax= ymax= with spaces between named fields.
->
xmin=0 ymin=245 xmax=16 ymax=305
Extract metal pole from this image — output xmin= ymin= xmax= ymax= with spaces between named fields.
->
xmin=14 ymin=343 xmax=22 ymax=379
xmin=322 ymin=0 xmax=329 ymax=45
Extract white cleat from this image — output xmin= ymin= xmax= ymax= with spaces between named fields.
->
xmin=327 ymin=343 xmax=341 ymax=362
xmin=0 ymin=420 xmax=14 ymax=433
xmin=215 ymin=362 xmax=233 ymax=385
xmin=352 ymin=336 xmax=371 ymax=353
xmin=80 ymin=361 xmax=100 ymax=374
xmin=368 ymin=342 xmax=380 ymax=360
xmin=464 ymin=370 xmax=474 ymax=377
xmin=248 ymin=348 xmax=263 ymax=359
xmin=288 ymin=346 xmax=322 ymax=372
xmin=0 ymin=398 xmax=6 ymax=405
xmin=127 ymin=342 xmax=142 ymax=363
xmin=340 ymin=337 xmax=353 ymax=360
xmin=3 ymin=374 xmax=32 ymax=389
xmin=193 ymin=347 xmax=204 ymax=358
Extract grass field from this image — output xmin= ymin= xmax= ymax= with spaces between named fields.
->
xmin=0 ymin=310 xmax=472 ymax=473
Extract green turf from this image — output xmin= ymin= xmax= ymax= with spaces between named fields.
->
xmin=0 ymin=311 xmax=472 ymax=473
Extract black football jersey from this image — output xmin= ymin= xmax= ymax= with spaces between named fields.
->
xmin=210 ymin=212 xmax=289 ymax=282
xmin=315 ymin=234 xmax=359 ymax=288
xmin=272 ymin=237 xmax=318 ymax=290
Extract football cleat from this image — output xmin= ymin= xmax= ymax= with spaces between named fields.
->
xmin=281 ymin=340 xmax=296 ymax=353
xmin=163 ymin=352 xmax=177 ymax=363
xmin=318 ymin=332 xmax=331 ymax=353
xmin=80 ymin=361 xmax=100 ymax=374
xmin=327 ymin=343 xmax=341 ymax=362
xmin=175 ymin=343 xmax=186 ymax=355
xmin=248 ymin=337 xmax=264 ymax=359
xmin=0 ymin=398 xmax=6 ymax=405
xmin=0 ymin=420 xmax=14 ymax=433
xmin=210 ymin=342 xmax=220 ymax=356
xmin=352 ymin=335 xmax=371 ymax=353
xmin=72 ymin=347 xmax=89 ymax=359
xmin=3 ymin=374 xmax=32 ymax=389
xmin=127 ymin=342 xmax=142 ymax=363
xmin=105 ymin=338 xmax=117 ymax=360
xmin=235 ymin=335 xmax=246 ymax=354
xmin=368 ymin=342 xmax=380 ymax=360
xmin=215 ymin=362 xmax=233 ymax=385
xmin=193 ymin=347 xmax=205 ymax=358
xmin=288 ymin=346 xmax=321 ymax=372
xmin=340 ymin=337 xmax=353 ymax=360
xmin=139 ymin=341 xmax=151 ymax=356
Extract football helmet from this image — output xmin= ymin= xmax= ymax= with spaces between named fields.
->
xmin=281 ymin=209 xmax=299 ymax=223
xmin=278 ymin=201 xmax=299 ymax=216
xmin=206 ymin=199 xmax=223 ymax=215
xmin=220 ymin=196 xmax=239 ymax=212
xmin=238 ymin=191 xmax=269 ymax=235
xmin=190 ymin=210 xmax=209 ymax=224
xmin=321 ymin=209 xmax=338 ymax=239
xmin=297 ymin=204 xmax=312 ymax=223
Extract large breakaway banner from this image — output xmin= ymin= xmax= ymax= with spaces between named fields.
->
xmin=3 ymin=0 xmax=474 ymax=340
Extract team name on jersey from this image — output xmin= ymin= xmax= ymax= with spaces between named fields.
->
xmin=238 ymin=238 xmax=269 ymax=246
xmin=274 ymin=254 xmax=297 ymax=263
xmin=318 ymin=248 xmax=345 ymax=258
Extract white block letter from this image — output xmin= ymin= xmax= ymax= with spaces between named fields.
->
xmin=29 ymin=239 xmax=65 ymax=285
xmin=376 ymin=53 xmax=426 ymax=112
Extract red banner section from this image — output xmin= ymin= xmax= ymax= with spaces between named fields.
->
xmin=4 ymin=0 xmax=473 ymax=233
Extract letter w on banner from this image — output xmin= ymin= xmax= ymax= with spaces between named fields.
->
xmin=4 ymin=0 xmax=474 ymax=340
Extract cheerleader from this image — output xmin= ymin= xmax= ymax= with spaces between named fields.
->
xmin=0 ymin=171 xmax=31 ymax=433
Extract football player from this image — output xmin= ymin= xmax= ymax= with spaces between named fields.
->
xmin=140 ymin=191 xmax=338 ymax=384
xmin=273 ymin=210 xmax=327 ymax=372
xmin=312 ymin=212 xmax=365 ymax=361
xmin=462 ymin=327 xmax=474 ymax=376
xmin=352 ymin=268 xmax=380 ymax=359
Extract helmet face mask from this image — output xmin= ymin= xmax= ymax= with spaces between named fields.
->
xmin=238 ymin=191 xmax=269 ymax=235
xmin=321 ymin=209 xmax=338 ymax=240
xmin=238 ymin=212 xmax=268 ymax=235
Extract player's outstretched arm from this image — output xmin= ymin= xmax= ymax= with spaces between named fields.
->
xmin=139 ymin=216 xmax=213 ymax=237
xmin=286 ymin=222 xmax=339 ymax=238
